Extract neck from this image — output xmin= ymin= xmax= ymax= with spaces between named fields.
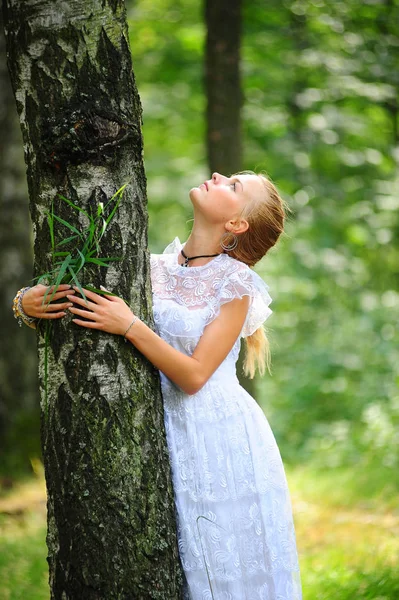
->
xmin=183 ymin=228 xmax=223 ymax=257
xmin=179 ymin=227 xmax=224 ymax=267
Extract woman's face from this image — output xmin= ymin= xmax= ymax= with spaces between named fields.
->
xmin=189 ymin=172 xmax=263 ymax=227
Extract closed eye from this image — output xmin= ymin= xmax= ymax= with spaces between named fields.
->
xmin=230 ymin=178 xmax=243 ymax=193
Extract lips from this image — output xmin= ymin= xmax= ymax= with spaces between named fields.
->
xmin=204 ymin=181 xmax=209 ymax=190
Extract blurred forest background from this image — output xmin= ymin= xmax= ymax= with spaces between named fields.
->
xmin=1 ymin=0 xmax=398 ymax=598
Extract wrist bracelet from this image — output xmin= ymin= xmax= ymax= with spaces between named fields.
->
xmin=123 ymin=316 xmax=139 ymax=341
xmin=12 ymin=287 xmax=37 ymax=328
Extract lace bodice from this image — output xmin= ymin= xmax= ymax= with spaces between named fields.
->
xmin=150 ymin=237 xmax=272 ymax=347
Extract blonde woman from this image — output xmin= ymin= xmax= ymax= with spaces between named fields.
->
xmin=18 ymin=172 xmax=302 ymax=599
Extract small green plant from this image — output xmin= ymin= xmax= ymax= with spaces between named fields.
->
xmin=34 ymin=183 xmax=128 ymax=417
xmin=36 ymin=183 xmax=128 ymax=303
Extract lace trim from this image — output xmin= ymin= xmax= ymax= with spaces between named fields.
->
xmin=151 ymin=238 xmax=272 ymax=337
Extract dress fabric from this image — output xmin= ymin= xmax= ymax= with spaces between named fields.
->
xmin=150 ymin=238 xmax=302 ymax=600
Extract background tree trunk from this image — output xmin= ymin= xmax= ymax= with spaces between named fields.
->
xmin=0 ymin=4 xmax=40 ymax=475
xmin=205 ymin=0 xmax=255 ymax=397
xmin=3 ymin=1 xmax=182 ymax=597
xmin=205 ymin=0 xmax=243 ymax=174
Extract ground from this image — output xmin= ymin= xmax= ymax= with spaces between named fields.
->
xmin=0 ymin=465 xmax=398 ymax=600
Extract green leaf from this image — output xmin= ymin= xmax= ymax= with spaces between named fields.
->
xmin=83 ymin=219 xmax=97 ymax=254
xmin=43 ymin=254 xmax=72 ymax=305
xmin=86 ymin=251 xmax=121 ymax=262
xmin=67 ymin=265 xmax=87 ymax=304
xmin=75 ymin=249 xmax=86 ymax=275
xmin=104 ymin=186 xmax=126 ymax=228
xmin=35 ymin=273 xmax=53 ymax=285
xmin=53 ymin=214 xmax=83 ymax=239
xmin=56 ymin=234 xmax=80 ymax=248
xmin=97 ymin=256 xmax=122 ymax=262
xmin=85 ymin=285 xmax=119 ymax=298
xmin=46 ymin=205 xmax=55 ymax=253
xmin=57 ymin=194 xmax=90 ymax=220
xmin=103 ymin=183 xmax=129 ymax=214
xmin=37 ymin=183 xmax=125 ymax=308
xmin=86 ymin=257 xmax=113 ymax=267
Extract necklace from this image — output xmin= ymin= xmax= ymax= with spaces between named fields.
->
xmin=180 ymin=248 xmax=221 ymax=267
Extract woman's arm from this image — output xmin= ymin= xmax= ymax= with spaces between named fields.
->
xmin=68 ymin=288 xmax=249 ymax=395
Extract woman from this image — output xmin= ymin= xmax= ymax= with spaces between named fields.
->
xmin=15 ymin=172 xmax=302 ymax=599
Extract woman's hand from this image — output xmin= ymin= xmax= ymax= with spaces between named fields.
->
xmin=68 ymin=287 xmax=134 ymax=336
xmin=22 ymin=284 xmax=75 ymax=319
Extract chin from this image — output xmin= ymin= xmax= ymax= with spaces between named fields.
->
xmin=189 ymin=187 xmax=201 ymax=202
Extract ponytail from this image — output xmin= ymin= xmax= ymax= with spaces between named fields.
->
xmin=243 ymin=326 xmax=271 ymax=379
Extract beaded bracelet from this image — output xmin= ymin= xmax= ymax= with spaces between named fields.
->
xmin=12 ymin=287 xmax=37 ymax=328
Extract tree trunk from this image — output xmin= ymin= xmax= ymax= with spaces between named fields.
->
xmin=205 ymin=0 xmax=243 ymax=175
xmin=3 ymin=1 xmax=182 ymax=597
xmin=0 ymin=4 xmax=40 ymax=474
xmin=205 ymin=0 xmax=256 ymax=397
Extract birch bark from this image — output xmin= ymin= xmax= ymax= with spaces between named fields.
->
xmin=3 ymin=1 xmax=182 ymax=597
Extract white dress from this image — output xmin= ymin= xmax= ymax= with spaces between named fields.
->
xmin=150 ymin=238 xmax=302 ymax=600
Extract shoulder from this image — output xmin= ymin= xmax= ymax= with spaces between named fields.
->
xmin=219 ymin=255 xmax=268 ymax=293
xmin=216 ymin=256 xmax=273 ymax=336
xmin=150 ymin=237 xmax=182 ymax=267
xmin=150 ymin=249 xmax=176 ymax=269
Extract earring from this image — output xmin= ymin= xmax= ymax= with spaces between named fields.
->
xmin=220 ymin=232 xmax=238 ymax=251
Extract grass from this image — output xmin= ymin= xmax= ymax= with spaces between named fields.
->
xmin=0 ymin=477 xmax=47 ymax=600
xmin=0 ymin=465 xmax=398 ymax=600
xmin=37 ymin=184 xmax=128 ymax=298
xmin=289 ymin=467 xmax=399 ymax=599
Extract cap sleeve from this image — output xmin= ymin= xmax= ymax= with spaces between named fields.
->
xmin=218 ymin=263 xmax=273 ymax=337
xmin=162 ymin=237 xmax=183 ymax=254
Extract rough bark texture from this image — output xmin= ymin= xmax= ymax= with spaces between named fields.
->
xmin=0 ymin=6 xmax=40 ymax=466
xmin=205 ymin=0 xmax=255 ymax=397
xmin=3 ymin=1 xmax=182 ymax=597
xmin=205 ymin=0 xmax=243 ymax=175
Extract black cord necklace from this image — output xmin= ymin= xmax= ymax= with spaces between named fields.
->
xmin=181 ymin=248 xmax=221 ymax=267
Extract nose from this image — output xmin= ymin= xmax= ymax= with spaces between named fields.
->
xmin=212 ymin=172 xmax=224 ymax=184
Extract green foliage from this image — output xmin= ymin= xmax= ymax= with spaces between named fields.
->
xmin=128 ymin=0 xmax=399 ymax=491
xmin=0 ymin=511 xmax=47 ymax=600
xmin=37 ymin=185 xmax=127 ymax=302
xmin=246 ymin=0 xmax=399 ymax=486
xmin=35 ymin=185 xmax=128 ymax=424
xmin=289 ymin=466 xmax=399 ymax=599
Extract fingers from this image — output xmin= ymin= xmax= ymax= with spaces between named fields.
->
xmin=38 ymin=285 xmax=75 ymax=305
xmin=45 ymin=289 xmax=75 ymax=302
xmin=73 ymin=287 xmax=104 ymax=304
xmin=69 ymin=306 xmax=99 ymax=321
xmin=47 ymin=284 xmax=73 ymax=292
xmin=42 ymin=301 xmax=73 ymax=312
xmin=72 ymin=318 xmax=100 ymax=329
xmin=67 ymin=294 xmax=97 ymax=311
xmin=40 ymin=311 xmax=67 ymax=319
xmin=100 ymin=285 xmax=118 ymax=301
xmin=38 ymin=284 xmax=73 ymax=295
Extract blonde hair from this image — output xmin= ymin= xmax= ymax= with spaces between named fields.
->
xmin=223 ymin=172 xmax=287 ymax=379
